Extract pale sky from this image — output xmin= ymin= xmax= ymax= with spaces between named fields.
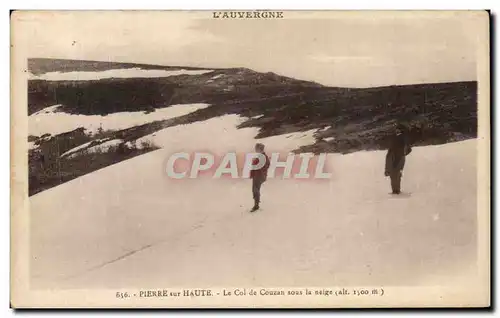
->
xmin=16 ymin=11 xmax=484 ymax=87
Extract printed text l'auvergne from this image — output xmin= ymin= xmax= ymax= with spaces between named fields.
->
xmin=212 ymin=11 xmax=284 ymax=19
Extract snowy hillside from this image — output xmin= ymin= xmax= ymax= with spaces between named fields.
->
xmin=29 ymin=68 xmax=213 ymax=81
xmin=27 ymin=58 xmax=477 ymax=196
xmin=27 ymin=60 xmax=479 ymax=289
xmin=29 ymin=103 xmax=209 ymax=137
xmin=30 ymin=125 xmax=477 ymax=288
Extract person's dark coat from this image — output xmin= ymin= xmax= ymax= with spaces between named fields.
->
xmin=250 ymin=153 xmax=270 ymax=181
xmin=385 ymin=132 xmax=412 ymax=175
xmin=384 ymin=130 xmax=412 ymax=193
xmin=250 ymin=153 xmax=270 ymax=206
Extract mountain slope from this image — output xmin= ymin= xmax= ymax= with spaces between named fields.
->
xmin=30 ymin=133 xmax=478 ymax=289
xmin=27 ymin=58 xmax=477 ymax=195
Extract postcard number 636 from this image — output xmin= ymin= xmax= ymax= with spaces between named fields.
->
xmin=116 ymin=292 xmax=130 ymax=299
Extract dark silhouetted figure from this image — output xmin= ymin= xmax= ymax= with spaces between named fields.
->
xmin=385 ymin=123 xmax=412 ymax=194
xmin=250 ymin=143 xmax=270 ymax=212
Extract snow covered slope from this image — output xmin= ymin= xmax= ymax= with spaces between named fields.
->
xmin=29 ymin=103 xmax=210 ymax=137
xmin=30 ymin=116 xmax=477 ymax=289
xmin=28 ymin=68 xmax=213 ymax=81
xmin=134 ymin=114 xmax=318 ymax=154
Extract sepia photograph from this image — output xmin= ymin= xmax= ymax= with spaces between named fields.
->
xmin=10 ymin=10 xmax=490 ymax=308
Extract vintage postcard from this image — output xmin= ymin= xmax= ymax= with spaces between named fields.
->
xmin=10 ymin=10 xmax=490 ymax=308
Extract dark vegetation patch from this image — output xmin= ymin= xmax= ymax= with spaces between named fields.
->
xmin=28 ymin=67 xmax=323 ymax=115
xmin=29 ymin=128 xmax=159 ymax=196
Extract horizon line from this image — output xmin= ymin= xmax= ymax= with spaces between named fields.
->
xmin=27 ymin=57 xmax=478 ymax=89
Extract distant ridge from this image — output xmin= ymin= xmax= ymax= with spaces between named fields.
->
xmin=28 ymin=58 xmax=221 ymax=75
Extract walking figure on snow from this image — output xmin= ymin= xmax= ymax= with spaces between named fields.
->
xmin=385 ymin=123 xmax=412 ymax=194
xmin=250 ymin=143 xmax=270 ymax=212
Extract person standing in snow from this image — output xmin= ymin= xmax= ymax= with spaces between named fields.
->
xmin=384 ymin=123 xmax=412 ymax=194
xmin=250 ymin=143 xmax=270 ymax=212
